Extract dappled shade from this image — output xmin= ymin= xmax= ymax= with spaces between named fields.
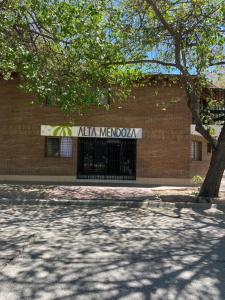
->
xmin=0 ymin=205 xmax=225 ymax=299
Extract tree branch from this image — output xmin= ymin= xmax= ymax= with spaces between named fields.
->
xmin=209 ymin=61 xmax=225 ymax=66
xmin=146 ymin=0 xmax=177 ymax=37
xmin=195 ymin=120 xmax=217 ymax=150
xmin=104 ymin=59 xmax=176 ymax=67
xmin=146 ymin=0 xmax=189 ymax=74
xmin=180 ymin=76 xmax=217 ymax=149
xmin=27 ymin=29 xmax=55 ymax=41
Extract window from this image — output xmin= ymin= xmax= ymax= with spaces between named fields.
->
xmin=191 ymin=141 xmax=202 ymax=161
xmin=60 ymin=137 xmax=73 ymax=157
xmin=47 ymin=138 xmax=60 ymax=157
xmin=46 ymin=137 xmax=72 ymax=158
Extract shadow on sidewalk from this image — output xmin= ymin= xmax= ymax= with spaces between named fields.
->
xmin=0 ymin=205 xmax=225 ymax=299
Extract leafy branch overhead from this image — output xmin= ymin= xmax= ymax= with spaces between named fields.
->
xmin=0 ymin=0 xmax=142 ymax=113
xmin=0 ymin=1 xmax=224 ymax=121
xmin=1 ymin=1 xmax=224 ymax=102
xmin=114 ymin=0 xmax=225 ymax=149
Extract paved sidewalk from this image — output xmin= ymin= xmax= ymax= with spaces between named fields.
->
xmin=1 ymin=179 xmax=225 ymax=203
xmin=0 ymin=184 xmax=156 ymax=201
xmin=0 ymin=183 xmax=200 ymax=206
xmin=1 ymin=184 xmax=225 ymax=215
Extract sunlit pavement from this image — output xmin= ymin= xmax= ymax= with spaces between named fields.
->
xmin=0 ymin=205 xmax=225 ymax=300
xmin=220 ymin=176 xmax=225 ymax=191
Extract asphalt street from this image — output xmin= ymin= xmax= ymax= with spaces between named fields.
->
xmin=0 ymin=204 xmax=225 ymax=300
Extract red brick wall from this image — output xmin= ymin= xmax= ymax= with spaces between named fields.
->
xmin=0 ymin=78 xmax=75 ymax=176
xmin=0 ymin=77 xmax=208 ymax=179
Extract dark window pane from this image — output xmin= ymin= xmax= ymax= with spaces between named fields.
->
xmin=47 ymin=138 xmax=60 ymax=157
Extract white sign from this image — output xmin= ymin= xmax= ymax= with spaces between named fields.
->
xmin=41 ymin=125 xmax=142 ymax=139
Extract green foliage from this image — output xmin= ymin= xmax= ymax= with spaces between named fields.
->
xmin=0 ymin=0 xmax=224 ymax=115
xmin=119 ymin=0 xmax=225 ymax=74
xmin=192 ymin=175 xmax=204 ymax=186
xmin=208 ymin=127 xmax=216 ymax=137
xmin=0 ymin=0 xmax=142 ymax=113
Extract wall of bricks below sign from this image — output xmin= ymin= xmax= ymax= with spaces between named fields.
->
xmin=0 ymin=77 xmax=210 ymax=181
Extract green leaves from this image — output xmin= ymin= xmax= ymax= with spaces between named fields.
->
xmin=0 ymin=0 xmax=145 ymax=114
xmin=209 ymin=127 xmax=216 ymax=137
xmin=0 ymin=0 xmax=224 ymax=115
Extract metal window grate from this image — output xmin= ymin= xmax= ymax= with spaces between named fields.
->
xmin=77 ymin=138 xmax=136 ymax=180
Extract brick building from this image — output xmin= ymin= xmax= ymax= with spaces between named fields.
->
xmin=0 ymin=75 xmax=213 ymax=185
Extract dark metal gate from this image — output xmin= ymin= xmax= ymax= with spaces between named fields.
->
xmin=77 ymin=138 xmax=136 ymax=180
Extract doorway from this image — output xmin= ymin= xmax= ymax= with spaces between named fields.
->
xmin=77 ymin=138 xmax=136 ymax=180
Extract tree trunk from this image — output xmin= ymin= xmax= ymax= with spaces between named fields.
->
xmin=198 ymin=125 xmax=225 ymax=199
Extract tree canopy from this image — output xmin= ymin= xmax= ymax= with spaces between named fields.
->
xmin=1 ymin=0 xmax=225 ymax=197
xmin=1 ymin=0 xmax=224 ymax=114
xmin=116 ymin=0 xmax=225 ymax=71
xmin=0 ymin=0 xmax=141 ymax=113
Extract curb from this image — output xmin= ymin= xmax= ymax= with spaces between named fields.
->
xmin=0 ymin=197 xmax=155 ymax=208
xmin=1 ymin=197 xmax=225 ymax=213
